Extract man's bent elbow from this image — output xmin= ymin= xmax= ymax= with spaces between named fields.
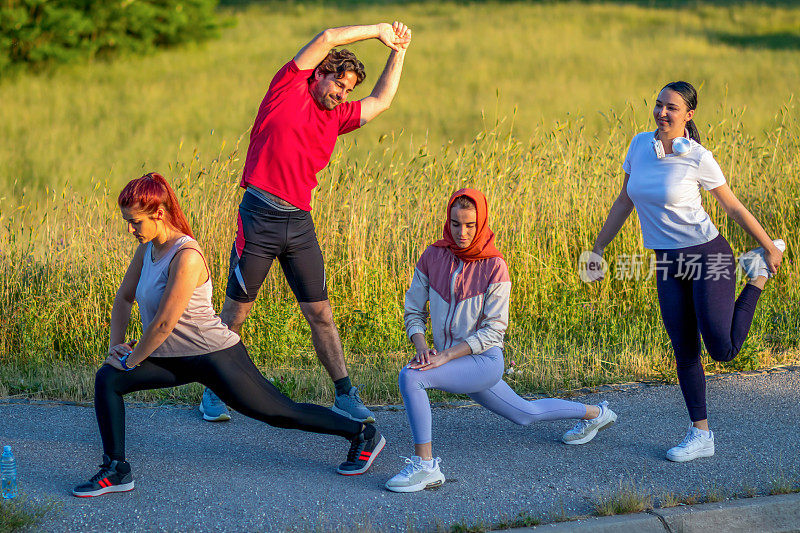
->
xmin=316 ymin=29 xmax=335 ymax=47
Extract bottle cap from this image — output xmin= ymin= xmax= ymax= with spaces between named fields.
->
xmin=3 ymin=446 xmax=10 ymax=452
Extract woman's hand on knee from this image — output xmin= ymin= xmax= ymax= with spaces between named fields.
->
xmin=408 ymin=349 xmax=449 ymax=371
xmin=408 ymin=347 xmax=436 ymax=367
xmin=108 ymin=342 xmax=134 ymax=359
xmin=103 ymin=355 xmax=125 ymax=371
xmin=104 ymin=342 xmax=134 ymax=370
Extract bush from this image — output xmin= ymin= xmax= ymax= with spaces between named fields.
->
xmin=0 ymin=0 xmax=221 ymax=73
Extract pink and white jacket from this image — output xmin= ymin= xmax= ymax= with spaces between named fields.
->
xmin=404 ymin=245 xmax=511 ymax=354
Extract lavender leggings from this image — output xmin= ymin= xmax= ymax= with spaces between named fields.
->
xmin=398 ymin=347 xmax=588 ymax=444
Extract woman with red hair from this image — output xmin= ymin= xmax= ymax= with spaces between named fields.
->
xmin=73 ymin=173 xmax=384 ymax=497
xmin=385 ymin=189 xmax=618 ymax=493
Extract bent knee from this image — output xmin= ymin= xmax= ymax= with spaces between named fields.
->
xmin=707 ymin=348 xmax=736 ymax=363
xmin=95 ymin=364 xmax=116 ymax=385
xmin=94 ymin=364 xmax=121 ymax=395
xmin=301 ymin=302 xmax=335 ymax=329
xmin=398 ymin=367 xmax=425 ymax=393
xmin=703 ymin=338 xmax=737 ymax=363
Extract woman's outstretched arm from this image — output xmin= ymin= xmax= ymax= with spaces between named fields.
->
xmin=709 ymin=184 xmax=783 ymax=274
xmin=592 ymin=174 xmax=634 ymax=255
xmin=108 ymin=245 xmax=145 ymax=355
xmin=584 ymin=174 xmax=634 ymax=282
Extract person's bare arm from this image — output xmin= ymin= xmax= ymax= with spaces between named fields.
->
xmin=709 ymin=184 xmax=783 ymax=273
xmin=593 ymin=174 xmax=634 ymax=254
xmin=107 ymin=244 xmax=145 ymax=356
xmin=294 ymin=22 xmax=410 ymax=71
xmin=359 ymin=23 xmax=411 ymax=124
xmin=583 ymin=174 xmax=634 ymax=282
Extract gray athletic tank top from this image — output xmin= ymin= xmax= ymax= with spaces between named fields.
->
xmin=135 ymin=235 xmax=240 ymax=357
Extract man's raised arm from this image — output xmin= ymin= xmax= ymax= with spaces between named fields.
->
xmin=359 ymin=23 xmax=411 ymax=125
xmin=294 ymin=22 xmax=411 ymax=71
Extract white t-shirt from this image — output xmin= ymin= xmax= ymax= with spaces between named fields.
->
xmin=623 ymin=131 xmax=727 ymax=250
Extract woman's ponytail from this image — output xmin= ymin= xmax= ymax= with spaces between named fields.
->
xmin=118 ymin=172 xmax=194 ymax=238
xmin=685 ymin=119 xmax=701 ymax=144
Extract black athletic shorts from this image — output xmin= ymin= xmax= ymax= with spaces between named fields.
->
xmin=226 ymin=190 xmax=327 ymax=303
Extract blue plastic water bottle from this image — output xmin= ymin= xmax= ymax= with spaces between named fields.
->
xmin=1 ymin=446 xmax=17 ymax=499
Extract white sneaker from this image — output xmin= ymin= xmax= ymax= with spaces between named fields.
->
xmin=562 ymin=400 xmax=617 ymax=445
xmin=666 ymin=426 xmax=715 ymax=462
xmin=385 ymin=456 xmax=445 ymax=493
xmin=738 ymin=239 xmax=786 ymax=279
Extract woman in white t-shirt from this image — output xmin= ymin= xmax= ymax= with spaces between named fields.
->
xmin=584 ymin=81 xmax=785 ymax=462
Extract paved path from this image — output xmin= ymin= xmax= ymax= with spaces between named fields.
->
xmin=1 ymin=368 xmax=798 ymax=532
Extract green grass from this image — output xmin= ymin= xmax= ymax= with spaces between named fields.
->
xmin=3 ymin=1 xmax=800 ymax=198
xmin=2 ymin=1 xmax=800 ymax=404
xmin=2 ymin=111 xmax=799 ymax=405
xmin=703 ymin=481 xmax=728 ymax=503
xmin=768 ymin=464 xmax=800 ymax=495
xmin=0 ymin=495 xmax=58 ymax=532
xmin=592 ymin=478 xmax=654 ymax=516
xmin=449 ymin=511 xmax=541 ymax=532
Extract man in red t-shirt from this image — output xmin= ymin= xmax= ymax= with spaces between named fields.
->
xmin=199 ymin=22 xmax=412 ymax=424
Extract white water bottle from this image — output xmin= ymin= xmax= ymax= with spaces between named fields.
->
xmin=1 ymin=446 xmax=17 ymax=499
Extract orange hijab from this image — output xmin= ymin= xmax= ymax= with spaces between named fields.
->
xmin=432 ymin=188 xmax=504 ymax=262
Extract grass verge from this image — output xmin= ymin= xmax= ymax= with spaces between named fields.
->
xmin=0 ymin=495 xmax=59 ymax=532
xmin=592 ymin=479 xmax=654 ymax=516
xmin=3 ymin=111 xmax=799 ymax=404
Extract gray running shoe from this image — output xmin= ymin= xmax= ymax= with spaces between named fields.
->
xmin=199 ymin=388 xmax=231 ymax=422
xmin=385 ymin=456 xmax=445 ymax=493
xmin=331 ymin=386 xmax=375 ymax=423
xmin=738 ymin=239 xmax=786 ymax=279
xmin=562 ymin=400 xmax=617 ymax=445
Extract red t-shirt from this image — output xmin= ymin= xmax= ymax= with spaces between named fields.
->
xmin=240 ymin=60 xmax=362 ymax=211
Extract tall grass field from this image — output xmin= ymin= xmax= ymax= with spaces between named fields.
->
xmin=2 ymin=1 xmax=799 ymax=404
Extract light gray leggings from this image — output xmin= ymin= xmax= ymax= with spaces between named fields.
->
xmin=398 ymin=347 xmax=588 ymax=444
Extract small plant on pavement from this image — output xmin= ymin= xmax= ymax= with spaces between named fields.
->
xmin=767 ymin=460 xmax=800 ymax=495
xmin=768 ymin=473 xmax=797 ymax=495
xmin=493 ymin=511 xmax=541 ymax=530
xmin=592 ymin=478 xmax=653 ymax=516
xmin=0 ymin=494 xmax=58 ymax=532
xmin=703 ymin=480 xmax=727 ymax=503
xmin=656 ymin=491 xmax=679 ymax=508
xmin=680 ymin=493 xmax=700 ymax=505
xmin=549 ymin=497 xmax=573 ymax=523
xmin=448 ymin=518 xmax=489 ymax=533
xmin=739 ymin=481 xmax=759 ymax=498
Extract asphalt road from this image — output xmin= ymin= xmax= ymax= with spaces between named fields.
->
xmin=1 ymin=368 xmax=798 ymax=532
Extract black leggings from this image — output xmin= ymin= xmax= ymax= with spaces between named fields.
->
xmin=94 ymin=342 xmax=362 ymax=461
xmin=655 ymin=234 xmax=762 ymax=422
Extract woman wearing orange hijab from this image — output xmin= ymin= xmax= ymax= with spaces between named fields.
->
xmin=385 ymin=189 xmax=618 ymax=493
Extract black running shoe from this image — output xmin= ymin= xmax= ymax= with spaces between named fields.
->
xmin=73 ymin=455 xmax=135 ymax=497
xmin=337 ymin=424 xmax=385 ymax=476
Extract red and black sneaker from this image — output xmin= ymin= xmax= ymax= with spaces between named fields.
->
xmin=337 ymin=424 xmax=385 ymax=476
xmin=73 ymin=455 xmax=134 ymax=497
